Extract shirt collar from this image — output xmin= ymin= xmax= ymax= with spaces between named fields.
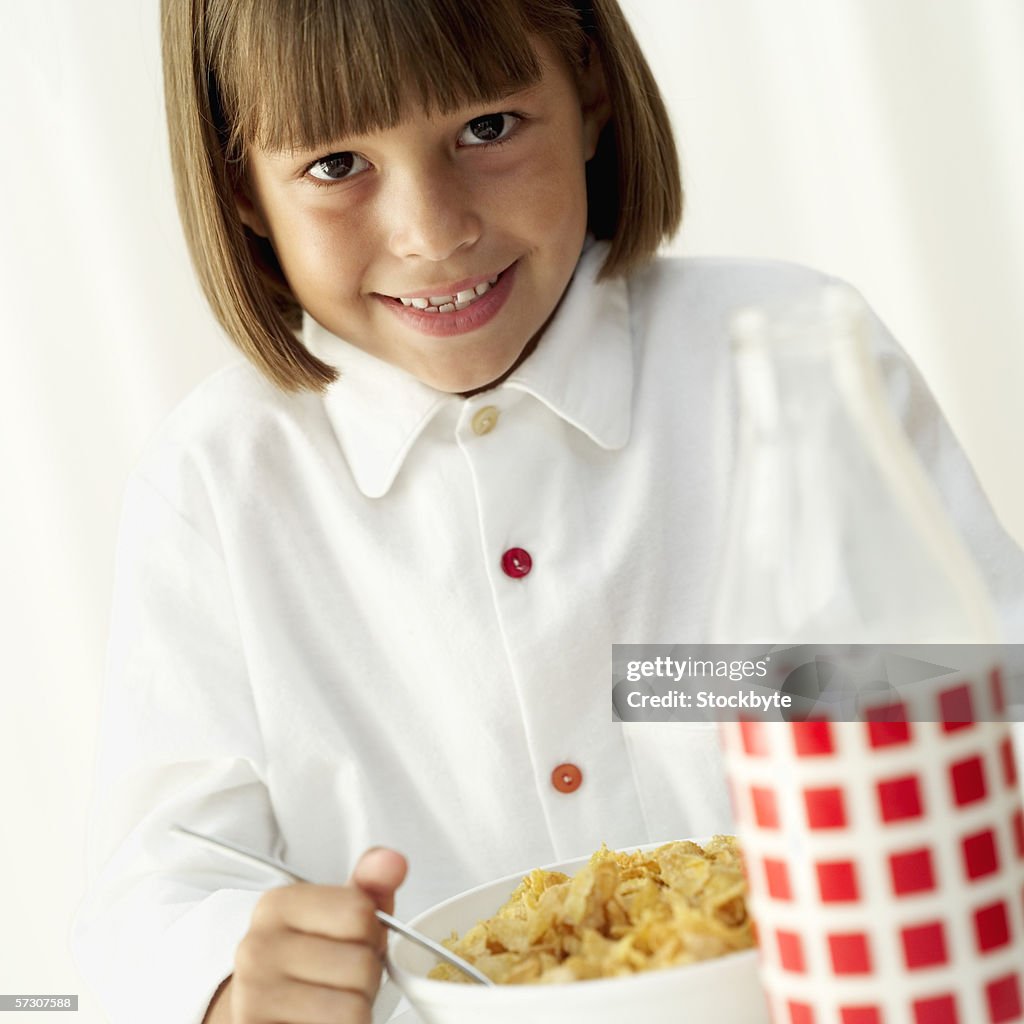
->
xmin=303 ymin=240 xmax=633 ymax=498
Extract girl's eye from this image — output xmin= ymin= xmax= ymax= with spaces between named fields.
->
xmin=306 ymin=152 xmax=371 ymax=183
xmin=459 ymin=113 xmax=521 ymax=147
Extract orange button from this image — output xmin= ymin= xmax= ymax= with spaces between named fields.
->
xmin=552 ymin=763 xmax=583 ymax=794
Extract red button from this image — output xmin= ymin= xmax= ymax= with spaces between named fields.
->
xmin=552 ymin=763 xmax=582 ymax=793
xmin=501 ymin=547 xmax=532 ymax=578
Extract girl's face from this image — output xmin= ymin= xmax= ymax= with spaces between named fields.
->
xmin=237 ymin=37 xmax=609 ymax=394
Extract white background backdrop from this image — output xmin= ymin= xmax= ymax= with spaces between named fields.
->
xmin=1 ymin=1 xmax=1022 ymax=1020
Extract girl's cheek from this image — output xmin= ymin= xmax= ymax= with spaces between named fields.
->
xmin=293 ymin=203 xmax=372 ymax=261
xmin=508 ymin=164 xmax=587 ymax=230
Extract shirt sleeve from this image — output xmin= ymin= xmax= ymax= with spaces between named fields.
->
xmin=72 ymin=471 xmax=278 ymax=1024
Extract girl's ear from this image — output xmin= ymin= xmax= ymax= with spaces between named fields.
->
xmin=234 ymin=178 xmax=271 ymax=239
xmin=578 ymin=43 xmax=612 ymax=161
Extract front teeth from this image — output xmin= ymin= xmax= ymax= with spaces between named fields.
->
xmin=397 ymin=275 xmax=500 ymax=313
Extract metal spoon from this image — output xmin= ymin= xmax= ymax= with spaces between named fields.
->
xmin=170 ymin=824 xmax=494 ymax=986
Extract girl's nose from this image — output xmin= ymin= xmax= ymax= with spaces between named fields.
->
xmin=384 ymin=165 xmax=482 ymax=262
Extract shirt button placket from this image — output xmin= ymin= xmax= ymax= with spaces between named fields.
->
xmin=464 ymin=397 xmax=587 ymax=825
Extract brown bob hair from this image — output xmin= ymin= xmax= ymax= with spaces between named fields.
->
xmin=161 ymin=0 xmax=683 ymax=392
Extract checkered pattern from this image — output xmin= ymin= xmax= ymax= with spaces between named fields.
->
xmin=722 ymin=671 xmax=1024 ymax=1024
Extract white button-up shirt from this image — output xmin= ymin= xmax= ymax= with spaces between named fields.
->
xmin=73 ymin=242 xmax=1024 ymax=1024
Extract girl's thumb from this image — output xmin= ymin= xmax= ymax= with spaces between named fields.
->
xmin=350 ymin=846 xmax=408 ymax=915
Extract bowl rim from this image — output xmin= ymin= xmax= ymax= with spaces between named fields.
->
xmin=385 ymin=836 xmax=758 ymax=1000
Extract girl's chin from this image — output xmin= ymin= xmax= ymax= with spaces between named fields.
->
xmin=408 ymin=347 xmax=529 ymax=396
xmin=424 ymin=368 xmax=515 ymax=396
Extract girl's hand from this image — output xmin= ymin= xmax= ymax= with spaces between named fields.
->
xmin=205 ymin=847 xmax=408 ymax=1024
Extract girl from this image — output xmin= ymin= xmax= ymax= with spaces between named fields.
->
xmin=73 ymin=1 xmax=1024 ymax=1023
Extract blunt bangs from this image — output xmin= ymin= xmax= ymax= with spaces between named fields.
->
xmin=210 ymin=0 xmax=588 ymax=158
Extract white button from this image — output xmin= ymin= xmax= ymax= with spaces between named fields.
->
xmin=471 ymin=406 xmax=499 ymax=436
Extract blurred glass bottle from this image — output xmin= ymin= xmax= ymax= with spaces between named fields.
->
xmin=707 ymin=284 xmax=1024 ymax=1024
xmin=708 ymin=282 xmax=998 ymax=645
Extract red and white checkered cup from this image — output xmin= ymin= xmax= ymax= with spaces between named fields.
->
xmin=722 ymin=667 xmax=1024 ymax=1024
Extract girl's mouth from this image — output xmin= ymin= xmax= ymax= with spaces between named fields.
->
xmin=375 ymin=262 xmax=518 ymax=338
xmin=393 ymin=273 xmax=501 ymax=314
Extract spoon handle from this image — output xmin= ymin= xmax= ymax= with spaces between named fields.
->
xmin=170 ymin=824 xmax=494 ymax=986
xmin=373 ymin=908 xmax=494 ymax=985
xmin=172 ymin=824 xmax=304 ymax=881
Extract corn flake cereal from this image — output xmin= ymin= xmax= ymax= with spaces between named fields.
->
xmin=428 ymin=836 xmax=754 ymax=984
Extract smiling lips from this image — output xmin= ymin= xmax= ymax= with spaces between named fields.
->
xmin=396 ymin=275 xmax=500 ymax=314
xmin=376 ymin=262 xmax=517 ymax=337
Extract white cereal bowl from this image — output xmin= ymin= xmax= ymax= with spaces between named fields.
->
xmin=386 ymin=843 xmax=770 ymax=1024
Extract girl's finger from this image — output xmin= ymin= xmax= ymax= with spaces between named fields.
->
xmin=276 ymin=933 xmax=384 ymax=994
xmin=250 ymin=884 xmax=382 ymax=944
xmin=233 ymin=974 xmax=373 ymax=1024
xmin=349 ymin=847 xmax=408 ymax=917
